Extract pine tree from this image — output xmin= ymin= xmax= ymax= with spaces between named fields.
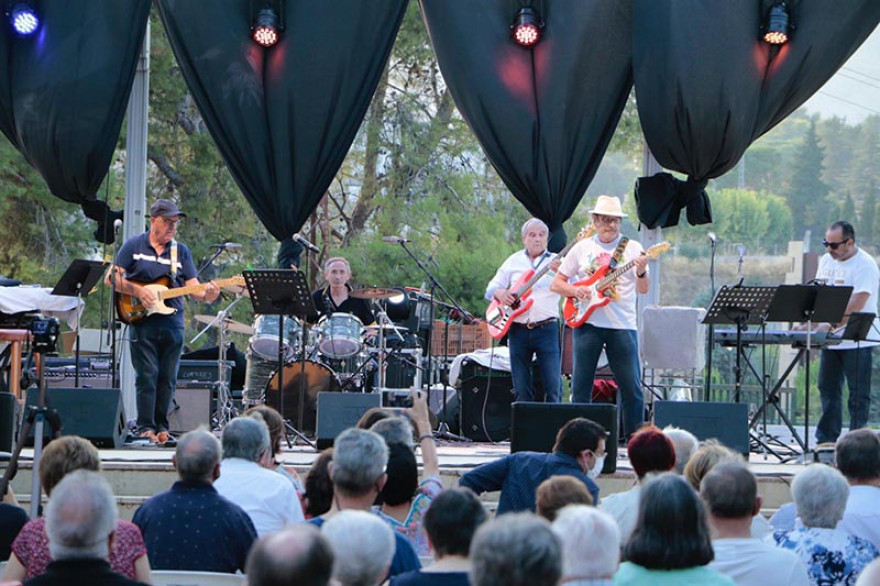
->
xmin=782 ymin=119 xmax=830 ymax=241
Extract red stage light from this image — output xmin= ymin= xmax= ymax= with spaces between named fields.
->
xmin=511 ymin=7 xmax=543 ymax=48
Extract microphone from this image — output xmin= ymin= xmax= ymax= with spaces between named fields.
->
xmin=383 ymin=236 xmax=410 ymax=244
xmin=113 ymin=219 xmax=123 ymax=232
xmin=293 ymin=233 xmax=320 ymax=254
xmin=707 ymin=231 xmax=716 ymax=244
xmin=737 ymin=244 xmax=746 ymax=259
xmin=210 ymin=243 xmax=242 ymax=251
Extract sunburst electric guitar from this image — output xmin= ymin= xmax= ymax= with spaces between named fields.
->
xmin=116 ymin=275 xmax=245 ymax=325
xmin=563 ymin=242 xmax=670 ymax=329
xmin=485 ymin=226 xmax=595 ymax=339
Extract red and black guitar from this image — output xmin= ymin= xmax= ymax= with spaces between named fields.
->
xmin=485 ymin=226 xmax=594 ymax=339
xmin=562 ymin=242 xmax=669 ymax=329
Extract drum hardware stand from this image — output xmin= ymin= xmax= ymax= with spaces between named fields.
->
xmin=50 ymin=260 xmax=107 ymax=388
xmin=243 ymin=270 xmax=317 ymax=447
xmin=190 ymin=294 xmax=246 ymax=428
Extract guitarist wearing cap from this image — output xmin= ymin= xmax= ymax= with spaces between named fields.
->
xmin=105 ymin=199 xmax=220 ymax=444
xmin=551 ymin=195 xmax=649 ymax=440
xmin=486 ymin=218 xmax=562 ymax=403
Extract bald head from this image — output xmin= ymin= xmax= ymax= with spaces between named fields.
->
xmin=175 ymin=428 xmax=221 ymax=483
xmin=245 ymin=524 xmax=334 ymax=586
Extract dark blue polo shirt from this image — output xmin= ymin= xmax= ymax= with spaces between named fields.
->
xmin=115 ymin=231 xmax=197 ymax=328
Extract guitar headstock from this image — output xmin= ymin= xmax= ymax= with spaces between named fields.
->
xmin=645 ymin=242 xmax=671 ymax=259
xmin=577 ymin=225 xmax=597 ymax=241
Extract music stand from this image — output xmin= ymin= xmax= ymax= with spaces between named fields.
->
xmin=842 ymin=311 xmax=875 ymax=342
xmin=243 ymin=270 xmax=317 ymax=446
xmin=50 ymin=259 xmax=107 ymax=388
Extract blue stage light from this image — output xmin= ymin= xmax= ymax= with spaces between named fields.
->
xmin=10 ymin=4 xmax=40 ymax=36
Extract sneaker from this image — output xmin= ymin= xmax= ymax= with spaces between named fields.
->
xmin=156 ymin=431 xmax=172 ymax=445
xmin=138 ymin=430 xmax=158 ymax=443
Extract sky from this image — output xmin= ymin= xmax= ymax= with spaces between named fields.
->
xmin=803 ymin=26 xmax=880 ymax=123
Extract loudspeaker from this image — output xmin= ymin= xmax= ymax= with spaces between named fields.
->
xmin=510 ymin=402 xmax=618 ymax=474
xmin=0 ymin=392 xmax=18 ymax=452
xmin=316 ymin=392 xmax=382 ymax=450
xmin=653 ymin=400 xmax=749 ymax=456
xmin=458 ymin=363 xmax=515 ymax=442
xmin=24 ymin=387 xmax=125 ymax=449
xmin=168 ymin=385 xmax=213 ymax=435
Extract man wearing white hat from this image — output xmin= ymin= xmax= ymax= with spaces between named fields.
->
xmin=551 ymin=195 xmax=648 ymax=440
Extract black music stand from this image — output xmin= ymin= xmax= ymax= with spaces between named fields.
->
xmin=243 ymin=270 xmax=317 ymax=446
xmin=51 ymin=259 xmax=108 ymax=388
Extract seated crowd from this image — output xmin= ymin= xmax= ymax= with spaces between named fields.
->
xmin=3 ymin=401 xmax=880 ymax=586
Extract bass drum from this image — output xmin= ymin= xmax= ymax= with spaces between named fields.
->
xmin=265 ymin=360 xmax=339 ymax=435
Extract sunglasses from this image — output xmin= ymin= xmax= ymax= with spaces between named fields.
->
xmin=594 ymin=215 xmax=621 ymax=225
xmin=822 ymin=239 xmax=848 ymax=250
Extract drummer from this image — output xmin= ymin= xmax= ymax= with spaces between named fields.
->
xmin=310 ymin=256 xmax=375 ymax=326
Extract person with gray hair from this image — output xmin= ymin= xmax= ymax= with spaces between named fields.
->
xmin=309 ymin=428 xmax=420 ymax=580
xmin=245 ymin=524 xmax=334 ymax=586
xmin=132 ymin=428 xmax=257 ymax=573
xmin=551 ymin=505 xmax=619 ymax=586
xmin=322 ymin=511 xmax=395 ymax=586
xmin=24 ymin=470 xmax=148 ymax=586
xmin=214 ymin=415 xmax=304 ymax=536
xmin=485 ymin=217 xmax=563 ymax=403
xmin=770 ymin=464 xmax=878 ymax=585
xmin=470 ymin=513 xmax=562 ymax=586
xmin=836 ymin=429 xmax=880 ymax=550
xmin=371 ymin=416 xmax=414 ymax=447
xmin=662 ymin=426 xmax=699 ymax=475
xmin=701 ymin=462 xmax=809 ymax=586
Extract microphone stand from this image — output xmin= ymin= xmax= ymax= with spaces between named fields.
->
xmin=705 ymin=236 xmax=717 ymax=401
xmin=198 ymin=247 xmax=226 ymax=278
xmin=395 ymin=241 xmax=468 ymax=441
xmin=107 ymin=224 xmax=123 ymax=388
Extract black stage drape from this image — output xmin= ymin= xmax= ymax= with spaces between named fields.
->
xmin=420 ymin=0 xmax=633 ymax=251
xmin=0 ymin=0 xmax=151 ymax=242
xmin=633 ymin=0 xmax=880 ymax=229
xmin=156 ymin=0 xmax=408 ymax=242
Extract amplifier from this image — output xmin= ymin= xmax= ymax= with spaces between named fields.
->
xmin=177 ymin=360 xmax=233 ymax=385
xmin=42 ymin=367 xmax=115 ymax=389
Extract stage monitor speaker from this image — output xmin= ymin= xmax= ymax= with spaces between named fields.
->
xmin=458 ymin=364 xmax=515 ymax=442
xmin=24 ymin=387 xmax=125 ymax=449
xmin=316 ymin=392 xmax=382 ymax=450
xmin=168 ymin=385 xmax=213 ymax=435
xmin=0 ymin=391 xmax=18 ymax=452
xmin=510 ymin=402 xmax=618 ymax=474
xmin=653 ymin=400 xmax=749 ymax=456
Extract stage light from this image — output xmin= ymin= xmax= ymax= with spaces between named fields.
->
xmin=511 ymin=7 xmax=543 ymax=48
xmin=762 ymin=0 xmax=791 ymax=45
xmin=252 ymin=7 xmax=279 ymax=47
xmin=9 ymin=3 xmax=39 ymax=36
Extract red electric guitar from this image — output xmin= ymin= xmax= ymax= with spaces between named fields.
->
xmin=563 ymin=242 xmax=670 ymax=329
xmin=485 ymin=226 xmax=594 ymax=339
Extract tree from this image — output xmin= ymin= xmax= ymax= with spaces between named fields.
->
xmin=782 ymin=119 xmax=831 ymax=241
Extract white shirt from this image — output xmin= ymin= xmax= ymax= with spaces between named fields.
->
xmin=558 ymin=235 xmax=645 ymax=330
xmin=710 ymin=538 xmax=810 ymax=586
xmin=214 ymin=458 xmax=304 ymax=536
xmin=599 ymin=484 xmax=640 ymax=545
xmin=486 ymin=249 xmax=560 ymax=323
xmin=816 ymin=247 xmax=880 ymax=349
xmin=838 ymin=485 xmax=880 ymax=551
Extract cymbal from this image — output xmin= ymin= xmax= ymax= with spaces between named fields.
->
xmin=350 ymin=287 xmax=398 ymax=300
xmin=222 ymin=283 xmax=250 ymax=297
xmin=194 ymin=314 xmax=254 ymax=335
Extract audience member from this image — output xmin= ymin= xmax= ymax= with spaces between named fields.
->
xmin=600 ymin=425 xmax=674 ymax=544
xmin=617 ymin=473 xmax=734 ymax=586
xmin=0 ymin=486 xmax=28 ymax=561
xmin=356 ymin=408 xmax=394 ymax=430
xmin=214 ymin=415 xmax=304 ymax=536
xmin=535 ymin=476 xmax=593 ymax=522
xmin=323 ymin=511 xmax=395 ymax=586
xmin=836 ymin=429 xmax=880 ymax=550
xmin=701 ymin=462 xmax=809 ymax=586
xmin=460 ymin=418 xmax=605 ymax=513
xmin=3 ymin=437 xmax=150 ymax=584
xmin=470 ymin=513 xmax=562 ymax=586
xmin=391 ymin=488 xmax=488 ymax=586
xmin=310 ymin=428 xmax=420 ymax=579
xmin=23 ymin=470 xmax=148 ymax=586
xmin=372 ymin=417 xmax=415 ymax=447
xmin=375 ymin=391 xmax=442 ymax=556
xmin=304 ymin=448 xmax=334 ymax=519
xmin=245 ymin=524 xmax=334 ymax=586
xmin=856 ymin=558 xmax=880 ymax=585
xmin=551 ymin=505 xmax=619 ymax=586
xmin=245 ymin=405 xmax=306 ymax=496
xmin=770 ymin=464 xmax=878 ymax=585
xmin=132 ymin=428 xmax=257 ymax=573
xmin=662 ymin=426 xmax=699 ymax=475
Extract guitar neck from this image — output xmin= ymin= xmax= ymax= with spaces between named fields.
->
xmin=597 ymin=259 xmax=638 ymax=289
xmin=514 ymin=231 xmax=587 ymax=295
xmin=159 ymin=277 xmax=236 ymax=300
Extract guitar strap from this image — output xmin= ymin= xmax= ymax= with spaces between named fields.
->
xmin=170 ymin=239 xmax=179 ymax=280
xmin=610 ymin=236 xmax=629 ymax=269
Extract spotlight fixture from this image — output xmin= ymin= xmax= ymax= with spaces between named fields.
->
xmin=762 ymin=0 xmax=791 ymax=45
xmin=511 ymin=6 xmax=543 ymax=48
xmin=252 ymin=7 xmax=279 ymax=47
xmin=9 ymin=3 xmax=39 ymax=36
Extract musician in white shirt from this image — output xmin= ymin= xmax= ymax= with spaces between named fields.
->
xmin=551 ymin=196 xmax=648 ymax=440
xmin=486 ymin=218 xmax=562 ymax=402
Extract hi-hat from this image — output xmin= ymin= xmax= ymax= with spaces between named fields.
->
xmin=194 ymin=314 xmax=255 ymax=335
xmin=350 ymin=287 xmax=398 ymax=299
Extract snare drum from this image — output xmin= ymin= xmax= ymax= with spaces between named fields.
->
xmin=249 ymin=315 xmax=303 ymax=361
xmin=317 ymin=313 xmax=364 ymax=359
xmin=265 ymin=360 xmax=340 ymax=435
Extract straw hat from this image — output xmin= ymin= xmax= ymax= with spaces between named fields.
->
xmin=588 ymin=195 xmax=627 ymax=218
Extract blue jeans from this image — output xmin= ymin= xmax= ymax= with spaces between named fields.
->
xmin=129 ymin=323 xmax=184 ymax=432
xmin=507 ymin=321 xmax=562 ymax=402
xmin=571 ymin=324 xmax=644 ymax=439
xmin=816 ymin=347 xmax=873 ymax=443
